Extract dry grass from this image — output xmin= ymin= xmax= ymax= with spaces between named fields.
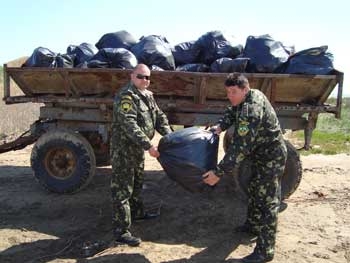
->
xmin=0 ymin=67 xmax=40 ymax=139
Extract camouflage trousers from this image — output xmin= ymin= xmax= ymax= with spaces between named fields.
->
xmin=247 ymin=147 xmax=287 ymax=257
xmin=110 ymin=148 xmax=145 ymax=234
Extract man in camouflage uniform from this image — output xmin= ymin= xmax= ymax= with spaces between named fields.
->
xmin=110 ymin=64 xmax=172 ymax=246
xmin=203 ymin=74 xmax=287 ymax=263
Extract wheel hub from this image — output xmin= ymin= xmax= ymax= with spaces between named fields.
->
xmin=45 ymin=147 xmax=77 ymax=179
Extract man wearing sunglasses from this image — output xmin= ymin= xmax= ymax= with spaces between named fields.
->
xmin=203 ymin=74 xmax=287 ymax=263
xmin=110 ymin=64 xmax=172 ymax=246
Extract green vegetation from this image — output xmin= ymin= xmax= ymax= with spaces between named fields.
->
xmin=292 ymin=97 xmax=350 ymax=155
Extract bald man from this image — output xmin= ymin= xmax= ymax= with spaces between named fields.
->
xmin=110 ymin=64 xmax=172 ymax=246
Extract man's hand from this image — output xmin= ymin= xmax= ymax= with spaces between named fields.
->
xmin=202 ymin=170 xmax=220 ymax=186
xmin=148 ymin=145 xmax=160 ymax=158
xmin=210 ymin=125 xmax=222 ymax=135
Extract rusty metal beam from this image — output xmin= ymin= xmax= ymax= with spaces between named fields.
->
xmin=194 ymin=76 xmax=207 ymax=104
xmin=335 ymin=72 xmax=344 ymax=119
xmin=165 ymin=112 xmax=221 ymax=126
xmin=259 ymin=78 xmax=271 ymax=100
xmin=270 ymin=78 xmax=277 ymax=107
xmin=58 ymin=71 xmax=73 ymax=97
xmin=4 ymin=95 xmax=114 ymax=105
xmin=40 ymin=107 xmax=112 ymax=122
xmin=3 ymin=64 xmax=10 ymax=99
xmin=316 ymin=78 xmax=335 ymax=105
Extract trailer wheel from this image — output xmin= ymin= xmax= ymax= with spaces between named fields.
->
xmin=31 ymin=130 xmax=96 ymax=193
xmin=235 ymin=140 xmax=302 ymax=200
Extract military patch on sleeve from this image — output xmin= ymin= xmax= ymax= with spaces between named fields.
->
xmin=120 ymin=99 xmax=132 ymax=113
xmin=238 ymin=120 xmax=249 ymax=136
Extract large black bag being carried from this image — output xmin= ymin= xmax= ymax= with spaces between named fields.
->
xmin=158 ymin=127 xmax=219 ymax=193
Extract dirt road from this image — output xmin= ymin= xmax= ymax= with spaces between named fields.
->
xmin=0 ymin=141 xmax=349 ymax=263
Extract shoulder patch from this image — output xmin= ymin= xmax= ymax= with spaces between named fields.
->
xmin=120 ymin=99 xmax=132 ymax=113
xmin=119 ymin=95 xmax=133 ymax=113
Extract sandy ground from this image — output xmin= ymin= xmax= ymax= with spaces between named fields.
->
xmin=0 ymin=135 xmax=349 ymax=263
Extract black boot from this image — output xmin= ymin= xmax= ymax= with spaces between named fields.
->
xmin=114 ymin=230 xmax=141 ymax=247
xmin=241 ymin=248 xmax=273 ymax=263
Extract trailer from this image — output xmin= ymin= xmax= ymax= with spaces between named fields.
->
xmin=1 ymin=57 xmax=344 ymax=199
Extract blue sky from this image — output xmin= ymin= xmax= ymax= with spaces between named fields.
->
xmin=1 ymin=0 xmax=349 ymax=96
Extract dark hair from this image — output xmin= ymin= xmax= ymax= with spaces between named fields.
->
xmin=224 ymin=74 xmax=249 ymax=89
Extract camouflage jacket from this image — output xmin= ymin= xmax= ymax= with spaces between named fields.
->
xmin=111 ymin=82 xmax=172 ymax=151
xmin=215 ymin=89 xmax=286 ymax=177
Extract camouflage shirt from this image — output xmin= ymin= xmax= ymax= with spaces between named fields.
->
xmin=111 ymin=82 xmax=172 ymax=151
xmin=215 ymin=89 xmax=285 ymax=177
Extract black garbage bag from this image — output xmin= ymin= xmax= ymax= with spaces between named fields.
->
xmin=23 ymin=47 xmax=73 ymax=68
xmin=277 ymin=46 xmax=334 ymax=75
xmin=282 ymin=45 xmax=296 ymax=56
xmin=243 ymin=34 xmax=289 ymax=73
xmin=158 ymin=127 xmax=219 ymax=193
xmin=172 ymin=41 xmax=201 ymax=65
xmin=150 ymin=65 xmax=164 ymax=71
xmin=55 ymin=54 xmax=74 ymax=68
xmin=23 ymin=47 xmax=57 ymax=67
xmin=76 ymin=61 xmax=89 ymax=68
xmin=176 ymin=63 xmax=210 ymax=72
xmin=95 ymin=30 xmax=137 ymax=50
xmin=131 ymin=35 xmax=175 ymax=70
xmin=195 ymin=31 xmax=243 ymax=65
xmin=210 ymin=57 xmax=250 ymax=73
xmin=87 ymin=48 xmax=137 ymax=69
xmin=67 ymin=42 xmax=97 ymax=66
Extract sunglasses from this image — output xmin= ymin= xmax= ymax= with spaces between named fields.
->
xmin=136 ymin=74 xmax=150 ymax=80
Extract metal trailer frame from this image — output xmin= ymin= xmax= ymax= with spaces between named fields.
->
xmin=3 ymin=65 xmax=344 ymax=150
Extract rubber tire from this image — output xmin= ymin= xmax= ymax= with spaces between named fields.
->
xmin=31 ymin=130 xmax=96 ymax=193
xmin=236 ymin=140 xmax=302 ymax=200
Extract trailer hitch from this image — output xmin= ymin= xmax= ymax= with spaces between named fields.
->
xmin=0 ymin=119 xmax=52 ymax=154
xmin=0 ymin=131 xmax=39 ymax=154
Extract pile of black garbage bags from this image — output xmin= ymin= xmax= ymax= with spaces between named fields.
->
xmin=23 ymin=30 xmax=335 ymax=75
